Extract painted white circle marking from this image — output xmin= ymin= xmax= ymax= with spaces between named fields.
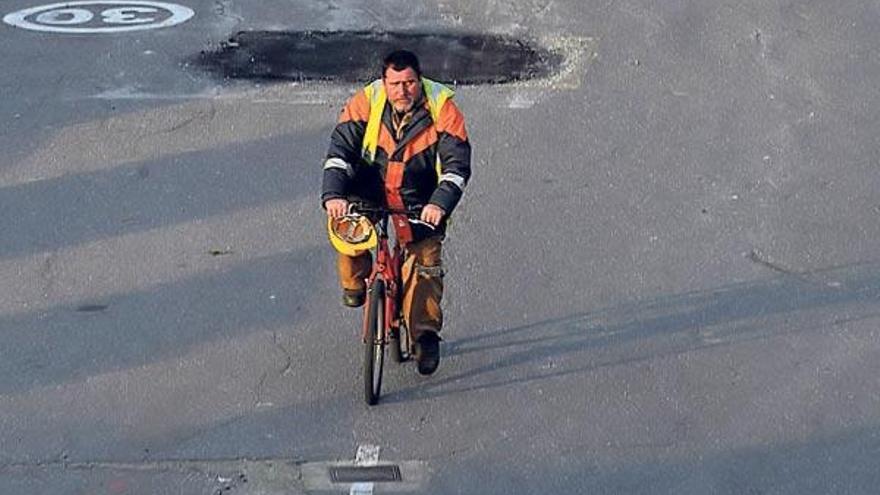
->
xmin=35 ymin=8 xmax=94 ymax=25
xmin=3 ymin=1 xmax=194 ymax=33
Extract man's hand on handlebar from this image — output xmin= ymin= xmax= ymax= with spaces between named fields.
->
xmin=325 ymin=198 xmax=349 ymax=219
xmin=421 ymin=204 xmax=446 ymax=226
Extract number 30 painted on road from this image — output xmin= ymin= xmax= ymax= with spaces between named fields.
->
xmin=3 ymin=1 xmax=194 ymax=33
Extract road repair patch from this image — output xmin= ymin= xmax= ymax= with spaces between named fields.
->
xmin=196 ymin=31 xmax=564 ymax=84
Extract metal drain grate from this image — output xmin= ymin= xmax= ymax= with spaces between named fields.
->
xmin=328 ymin=465 xmax=402 ymax=483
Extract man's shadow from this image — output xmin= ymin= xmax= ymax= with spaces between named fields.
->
xmin=382 ymin=260 xmax=880 ymax=402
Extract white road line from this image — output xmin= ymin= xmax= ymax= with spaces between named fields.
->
xmin=508 ymin=92 xmax=536 ymax=109
xmin=351 ymin=444 xmax=380 ymax=495
xmin=350 ymin=483 xmax=374 ymax=495
xmin=355 ymin=444 xmax=380 ymax=466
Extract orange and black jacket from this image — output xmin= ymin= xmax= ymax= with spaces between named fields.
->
xmin=321 ymin=87 xmax=471 ymax=236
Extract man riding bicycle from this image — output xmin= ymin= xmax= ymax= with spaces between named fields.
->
xmin=321 ymin=50 xmax=472 ymax=375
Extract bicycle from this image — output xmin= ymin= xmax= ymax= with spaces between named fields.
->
xmin=348 ymin=204 xmax=436 ymax=405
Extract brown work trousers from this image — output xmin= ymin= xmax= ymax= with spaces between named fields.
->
xmin=337 ymin=236 xmax=443 ymax=339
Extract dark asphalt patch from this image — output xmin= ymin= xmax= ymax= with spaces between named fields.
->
xmin=76 ymin=304 xmax=108 ymax=313
xmin=196 ymin=31 xmax=563 ymax=84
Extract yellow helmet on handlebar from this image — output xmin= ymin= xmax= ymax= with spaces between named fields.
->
xmin=327 ymin=214 xmax=377 ymax=256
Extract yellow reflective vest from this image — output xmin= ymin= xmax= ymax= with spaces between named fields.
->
xmin=361 ymin=77 xmax=456 ymax=166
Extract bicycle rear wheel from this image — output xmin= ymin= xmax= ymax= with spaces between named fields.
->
xmin=364 ymin=278 xmax=385 ymax=405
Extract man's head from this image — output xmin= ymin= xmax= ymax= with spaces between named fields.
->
xmin=382 ymin=50 xmax=422 ymax=113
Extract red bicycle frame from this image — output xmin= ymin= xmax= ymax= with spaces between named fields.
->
xmin=361 ymin=219 xmax=404 ymax=343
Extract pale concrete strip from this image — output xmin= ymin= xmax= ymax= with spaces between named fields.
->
xmin=90 ymin=83 xmax=354 ymax=104
xmin=0 ymin=199 xmax=321 ymax=317
xmin=1 ymin=84 xmax=343 ymax=187
xmin=1 ymin=458 xmax=307 ymax=495
xmin=1 ymin=456 xmax=429 ymax=494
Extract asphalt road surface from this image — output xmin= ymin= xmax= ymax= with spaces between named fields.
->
xmin=2 ymin=1 xmax=880 ymax=494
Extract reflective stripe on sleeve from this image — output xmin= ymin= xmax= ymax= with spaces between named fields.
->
xmin=439 ymin=172 xmax=466 ymax=190
xmin=323 ymin=157 xmax=354 ymax=177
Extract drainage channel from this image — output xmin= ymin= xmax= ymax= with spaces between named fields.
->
xmin=196 ymin=31 xmax=565 ymax=84
xmin=329 ymin=465 xmax=402 ymax=483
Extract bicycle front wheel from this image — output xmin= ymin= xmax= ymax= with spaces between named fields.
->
xmin=364 ymin=278 xmax=385 ymax=405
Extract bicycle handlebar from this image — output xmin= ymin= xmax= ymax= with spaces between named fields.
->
xmin=347 ymin=203 xmax=437 ymax=230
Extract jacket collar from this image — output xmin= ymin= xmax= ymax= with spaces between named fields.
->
xmin=382 ymin=98 xmax=432 ymax=159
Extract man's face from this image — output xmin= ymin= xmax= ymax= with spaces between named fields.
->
xmin=383 ymin=66 xmax=421 ymax=113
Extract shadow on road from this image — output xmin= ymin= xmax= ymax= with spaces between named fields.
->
xmin=384 ymin=260 xmax=880 ymax=403
xmin=0 ymin=129 xmax=325 ymax=261
xmin=0 ymin=246 xmax=328 ymax=396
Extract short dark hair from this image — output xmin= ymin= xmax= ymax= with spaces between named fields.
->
xmin=382 ymin=50 xmax=421 ymax=78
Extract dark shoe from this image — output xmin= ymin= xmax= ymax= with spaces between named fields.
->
xmin=342 ymin=288 xmax=365 ymax=308
xmin=415 ymin=333 xmax=441 ymax=375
